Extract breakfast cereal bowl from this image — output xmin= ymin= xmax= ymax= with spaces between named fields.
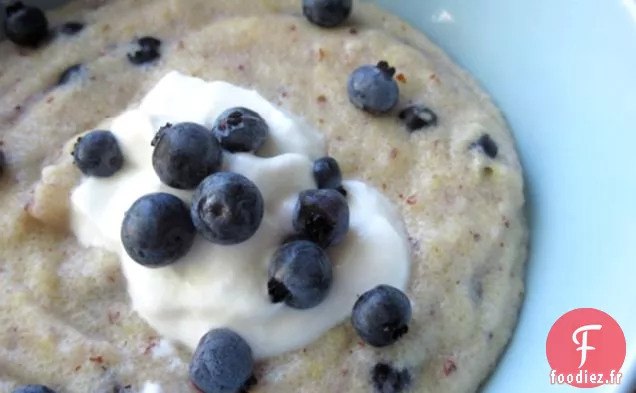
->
xmin=1 ymin=0 xmax=634 ymax=393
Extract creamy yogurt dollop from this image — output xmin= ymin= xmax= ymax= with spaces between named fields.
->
xmin=70 ymin=71 xmax=411 ymax=358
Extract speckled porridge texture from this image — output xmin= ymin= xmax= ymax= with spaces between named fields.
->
xmin=0 ymin=0 xmax=528 ymax=392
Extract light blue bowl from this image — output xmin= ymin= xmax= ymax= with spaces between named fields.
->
xmin=365 ymin=0 xmax=636 ymax=391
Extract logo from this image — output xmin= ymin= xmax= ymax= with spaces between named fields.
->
xmin=546 ymin=308 xmax=626 ymax=388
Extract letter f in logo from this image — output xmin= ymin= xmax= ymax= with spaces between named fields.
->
xmin=573 ymin=324 xmax=602 ymax=368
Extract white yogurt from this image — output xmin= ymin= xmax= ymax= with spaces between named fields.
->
xmin=70 ymin=71 xmax=411 ymax=358
xmin=139 ymin=382 xmax=162 ymax=393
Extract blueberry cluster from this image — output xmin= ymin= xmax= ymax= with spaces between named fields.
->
xmin=265 ymin=155 xmax=348 ymax=310
xmin=69 ymin=95 xmax=411 ymax=392
xmin=72 ymin=115 xmax=412 ymax=393
xmin=185 ymin=150 xmax=412 ymax=393
xmin=268 ymin=156 xmax=413 ymax=349
xmin=300 ymin=2 xmax=414 ymax=354
xmin=346 ymin=61 xmax=440 ymax=133
xmin=300 ymin=0 xmax=439 ymax=136
xmin=70 ymin=107 xmax=271 ymax=270
xmin=305 ymin=1 xmax=500 ymax=172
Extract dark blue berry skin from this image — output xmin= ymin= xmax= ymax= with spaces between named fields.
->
xmin=59 ymin=21 xmax=84 ymax=35
xmin=348 ymin=61 xmax=399 ymax=114
xmin=11 ymin=385 xmax=57 ymax=393
xmin=57 ymin=64 xmax=84 ymax=85
xmin=371 ymin=363 xmax=412 ymax=393
xmin=0 ymin=149 xmax=5 ymax=178
xmin=121 ymin=192 xmax=195 ymax=268
xmin=399 ymin=105 xmax=438 ymax=131
xmin=351 ymin=285 xmax=412 ymax=347
xmin=3 ymin=2 xmax=49 ymax=47
xmin=313 ymin=156 xmax=342 ymax=190
xmin=302 ymin=0 xmax=352 ymax=28
xmin=72 ymin=130 xmax=124 ymax=177
xmin=268 ymin=240 xmax=333 ymax=309
xmin=211 ymin=107 xmax=269 ymax=153
xmin=138 ymin=36 xmax=161 ymax=49
xmin=470 ymin=134 xmax=498 ymax=159
xmin=190 ymin=172 xmax=264 ymax=245
xmin=151 ymin=122 xmax=223 ymax=190
xmin=127 ymin=36 xmax=161 ymax=65
xmin=292 ymin=188 xmax=349 ymax=248
xmin=189 ymin=328 xmax=255 ymax=393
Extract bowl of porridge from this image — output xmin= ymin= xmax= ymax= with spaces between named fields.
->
xmin=1 ymin=1 xmax=633 ymax=393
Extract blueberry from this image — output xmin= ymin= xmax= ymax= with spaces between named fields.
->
xmin=302 ymin=0 xmax=352 ymax=28
xmin=57 ymin=64 xmax=84 ymax=85
xmin=121 ymin=192 xmax=195 ymax=267
xmin=211 ymin=107 xmax=269 ymax=153
xmin=190 ymin=172 xmax=264 ymax=245
xmin=3 ymin=2 xmax=48 ymax=47
xmin=127 ymin=36 xmax=161 ymax=65
xmin=151 ymin=122 xmax=223 ymax=190
xmin=313 ymin=156 xmax=342 ymax=189
xmin=268 ymin=240 xmax=333 ymax=309
xmin=11 ymin=385 xmax=57 ymax=393
xmin=72 ymin=130 xmax=124 ymax=177
xmin=351 ymin=285 xmax=412 ymax=347
xmin=470 ymin=133 xmax=498 ymax=159
xmin=371 ymin=363 xmax=412 ymax=393
xmin=399 ymin=105 xmax=437 ymax=131
xmin=138 ymin=36 xmax=161 ymax=49
xmin=59 ymin=21 xmax=84 ymax=35
xmin=190 ymin=328 xmax=255 ymax=393
xmin=348 ymin=61 xmax=399 ymax=114
xmin=292 ymin=188 xmax=349 ymax=248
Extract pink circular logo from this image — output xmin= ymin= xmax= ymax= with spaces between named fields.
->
xmin=546 ymin=308 xmax=626 ymax=388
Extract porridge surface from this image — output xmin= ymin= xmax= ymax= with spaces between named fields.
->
xmin=0 ymin=1 xmax=528 ymax=392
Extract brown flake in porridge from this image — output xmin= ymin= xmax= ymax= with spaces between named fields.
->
xmin=89 ymin=355 xmax=105 ymax=364
xmin=443 ymin=359 xmax=458 ymax=376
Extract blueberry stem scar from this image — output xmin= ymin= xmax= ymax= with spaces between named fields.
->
xmin=377 ymin=60 xmax=396 ymax=78
xmin=240 ymin=375 xmax=258 ymax=393
xmin=392 ymin=325 xmax=409 ymax=340
xmin=267 ymin=278 xmax=290 ymax=303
